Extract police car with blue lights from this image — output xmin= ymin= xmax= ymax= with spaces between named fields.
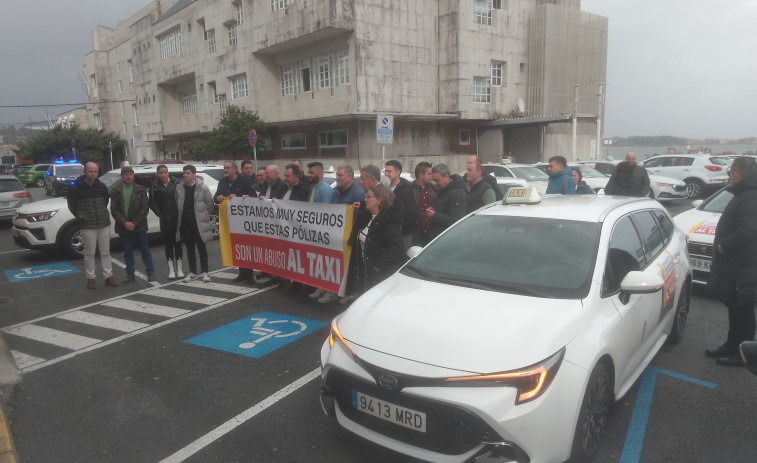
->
xmin=320 ymin=187 xmax=692 ymax=463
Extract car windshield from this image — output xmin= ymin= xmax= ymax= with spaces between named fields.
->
xmin=56 ymin=165 xmax=84 ymax=175
xmin=572 ymin=164 xmax=605 ymax=178
xmin=700 ymin=187 xmax=733 ymax=213
xmin=510 ymin=166 xmax=549 ymax=181
xmin=99 ymin=173 xmax=122 ymax=190
xmin=401 ymin=215 xmax=600 ymax=299
xmin=200 ymin=168 xmax=224 ymax=181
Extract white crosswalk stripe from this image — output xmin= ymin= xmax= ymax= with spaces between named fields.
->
xmin=101 ymin=299 xmax=191 ymax=318
xmin=2 ymin=269 xmax=276 ymax=373
xmin=5 ymin=325 xmax=102 ymax=350
xmin=56 ymin=311 xmax=150 ymax=332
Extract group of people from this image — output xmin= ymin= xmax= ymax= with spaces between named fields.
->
xmin=68 ymin=162 xmax=217 ymax=290
xmin=545 ymin=152 xmax=651 ymax=197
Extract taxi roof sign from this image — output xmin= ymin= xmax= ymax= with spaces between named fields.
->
xmin=502 ymin=186 xmax=541 ymax=205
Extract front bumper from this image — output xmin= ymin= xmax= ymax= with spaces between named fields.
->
xmin=320 ymin=341 xmax=586 ymax=463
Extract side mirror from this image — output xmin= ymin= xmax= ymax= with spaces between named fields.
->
xmin=740 ymin=341 xmax=757 ymax=375
xmin=406 ymin=246 xmax=423 ymax=259
xmin=691 ymin=199 xmax=704 ymax=209
xmin=618 ymin=271 xmax=664 ymax=304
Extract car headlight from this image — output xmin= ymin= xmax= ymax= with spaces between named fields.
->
xmin=328 ymin=319 xmax=356 ymax=358
xmin=443 ymin=348 xmax=565 ymax=404
xmin=20 ymin=210 xmax=59 ymax=222
xmin=656 ymin=183 xmax=674 ymax=188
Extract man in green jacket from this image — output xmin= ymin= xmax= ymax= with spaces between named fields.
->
xmin=111 ymin=166 xmax=156 ymax=283
xmin=67 ymin=162 xmax=118 ymax=289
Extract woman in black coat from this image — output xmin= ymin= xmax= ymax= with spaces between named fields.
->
xmin=347 ymin=184 xmax=407 ymax=294
xmin=149 ymin=165 xmax=183 ymax=278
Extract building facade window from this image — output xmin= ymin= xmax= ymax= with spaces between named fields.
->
xmin=122 ymin=122 xmax=128 ymax=134
xmin=460 ymin=129 xmax=471 ymax=145
xmin=271 ymin=0 xmax=298 ymax=11
xmin=180 ymin=89 xmax=198 ymax=114
xmin=116 ymin=62 xmax=121 ymax=73
xmin=120 ymin=101 xmax=126 ymax=116
xmin=231 ymin=75 xmax=248 ymax=99
xmin=279 ymin=49 xmax=349 ymax=96
xmin=205 ymin=29 xmax=216 ymax=52
xmin=128 ymin=60 xmax=134 ymax=82
xmin=235 ymin=2 xmax=244 ymax=24
xmin=159 ymin=27 xmax=182 ymax=59
xmin=132 ymin=104 xmax=139 ymax=126
xmin=281 ymin=133 xmax=306 ymax=149
xmin=93 ymin=113 xmax=101 ymax=129
xmin=491 ymin=61 xmax=504 ymax=86
xmin=473 ymin=77 xmax=491 ymax=102
xmin=318 ymin=130 xmax=348 ymax=148
xmin=474 ymin=0 xmax=492 ymax=25
xmin=218 ymin=94 xmax=228 ymax=116
xmin=118 ymin=81 xmax=123 ymax=93
xmin=228 ymin=23 xmax=238 ymax=45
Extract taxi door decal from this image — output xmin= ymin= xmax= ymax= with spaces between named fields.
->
xmin=656 ymin=250 xmax=677 ymax=320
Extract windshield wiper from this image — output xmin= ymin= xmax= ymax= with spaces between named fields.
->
xmin=402 ymin=264 xmax=437 ymax=281
xmin=435 ymin=276 xmax=542 ymax=296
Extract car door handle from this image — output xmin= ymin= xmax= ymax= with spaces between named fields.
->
xmin=673 ymin=255 xmax=680 ymax=264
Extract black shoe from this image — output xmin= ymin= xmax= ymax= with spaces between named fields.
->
xmin=705 ymin=344 xmax=733 ymax=358
xmin=232 ymin=274 xmax=245 ymax=283
xmin=245 ymin=276 xmax=256 ymax=285
xmin=716 ymin=354 xmax=744 ymax=367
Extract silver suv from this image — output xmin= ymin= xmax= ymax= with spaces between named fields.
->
xmin=13 ymin=163 xmax=223 ymax=258
xmin=640 ymin=154 xmax=729 ymax=199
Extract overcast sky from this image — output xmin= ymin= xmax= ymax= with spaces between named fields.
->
xmin=1 ymin=0 xmax=755 ymax=140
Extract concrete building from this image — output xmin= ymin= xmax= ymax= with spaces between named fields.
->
xmin=82 ymin=0 xmax=607 ymax=171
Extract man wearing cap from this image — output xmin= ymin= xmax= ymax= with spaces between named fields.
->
xmin=111 ymin=165 xmax=156 ymax=283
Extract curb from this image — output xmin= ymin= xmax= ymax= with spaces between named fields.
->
xmin=0 ymin=334 xmax=21 ymax=463
xmin=0 ymin=403 xmax=18 ymax=463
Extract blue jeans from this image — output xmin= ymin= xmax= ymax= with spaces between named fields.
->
xmin=120 ymin=231 xmax=155 ymax=275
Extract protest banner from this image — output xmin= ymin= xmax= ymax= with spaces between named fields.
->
xmin=219 ymin=198 xmax=353 ymax=294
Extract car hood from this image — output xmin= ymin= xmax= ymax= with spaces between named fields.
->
xmin=648 ymin=174 xmax=685 ymax=186
xmin=337 ymin=274 xmax=582 ymax=374
xmin=16 ymin=197 xmax=67 ymax=214
xmin=673 ymin=207 xmax=719 ymax=244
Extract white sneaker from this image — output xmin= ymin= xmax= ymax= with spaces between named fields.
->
xmin=183 ymin=273 xmax=196 ymax=283
xmin=201 ymin=272 xmax=211 ymax=282
xmin=338 ymin=295 xmax=354 ymax=305
xmin=308 ymin=288 xmax=326 ymax=299
xmin=318 ymin=292 xmax=339 ymax=304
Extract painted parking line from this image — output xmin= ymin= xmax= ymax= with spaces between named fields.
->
xmin=56 ymin=311 xmax=150 ymax=333
xmin=101 ymin=299 xmax=192 ymax=318
xmin=142 ymin=288 xmax=226 ymax=305
xmin=9 ymin=350 xmax=45 ymax=371
xmin=158 ymin=367 xmax=320 ymax=463
xmin=182 ymin=280 xmax=258 ymax=295
xmin=4 ymin=325 xmax=101 ymax=350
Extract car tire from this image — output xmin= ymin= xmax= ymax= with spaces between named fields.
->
xmin=35 ymin=178 xmax=45 ymax=187
xmin=45 ymin=185 xmax=52 ymax=196
xmin=685 ymin=179 xmax=705 ymax=199
xmin=569 ymin=363 xmax=612 ymax=463
xmin=61 ymin=224 xmax=85 ymax=259
xmin=667 ymin=279 xmax=691 ymax=344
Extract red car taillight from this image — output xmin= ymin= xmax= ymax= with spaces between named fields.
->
xmin=13 ymin=192 xmax=30 ymax=198
xmin=704 ymin=165 xmax=722 ymax=171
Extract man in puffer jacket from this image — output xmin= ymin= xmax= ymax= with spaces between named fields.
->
xmin=426 ymin=163 xmax=467 ymax=238
xmin=176 ymin=164 xmax=215 ymax=283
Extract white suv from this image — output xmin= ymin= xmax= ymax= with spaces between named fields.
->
xmin=640 ymin=154 xmax=729 ymax=199
xmin=12 ymin=163 xmax=223 ymax=258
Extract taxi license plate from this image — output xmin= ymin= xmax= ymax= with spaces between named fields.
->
xmin=690 ymin=257 xmax=711 ymax=271
xmin=352 ymin=390 xmax=426 ymax=432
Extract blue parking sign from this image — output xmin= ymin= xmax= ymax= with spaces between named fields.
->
xmin=5 ymin=262 xmax=80 ymax=282
xmin=184 ymin=311 xmax=328 ymax=358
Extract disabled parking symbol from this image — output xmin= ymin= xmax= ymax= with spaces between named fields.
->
xmin=5 ymin=262 xmax=80 ymax=282
xmin=184 ymin=311 xmax=328 ymax=358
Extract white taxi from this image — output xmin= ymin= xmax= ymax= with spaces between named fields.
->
xmin=673 ymin=186 xmax=732 ymax=284
xmin=320 ymin=188 xmax=692 ymax=463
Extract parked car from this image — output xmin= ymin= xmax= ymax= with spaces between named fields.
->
xmin=481 ymin=162 xmax=550 ymax=194
xmin=17 ymin=164 xmax=51 ymax=187
xmin=0 ymin=164 xmax=11 ymax=175
xmin=0 ymin=175 xmax=32 ymax=221
xmin=640 ymin=154 xmax=729 ymax=199
xmin=320 ymin=188 xmax=692 ymax=463
xmin=44 ymin=162 xmax=84 ymax=197
xmin=11 ymin=165 xmax=32 ymax=178
xmin=576 ymin=160 xmax=687 ymax=201
xmin=672 ymin=186 xmax=732 ymax=284
xmin=12 ymin=164 xmax=223 ymax=258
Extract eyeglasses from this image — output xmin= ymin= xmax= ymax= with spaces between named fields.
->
xmin=365 ymin=194 xmax=377 ymax=199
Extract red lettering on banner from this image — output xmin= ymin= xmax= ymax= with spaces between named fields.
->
xmin=230 ymin=233 xmax=344 ymax=293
